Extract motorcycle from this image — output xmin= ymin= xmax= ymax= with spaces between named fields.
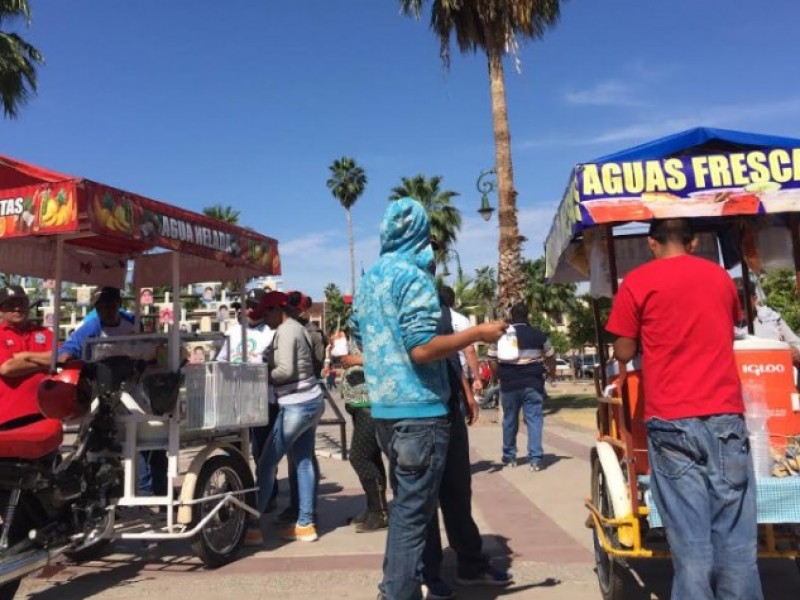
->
xmin=0 ymin=356 xmax=181 ymax=599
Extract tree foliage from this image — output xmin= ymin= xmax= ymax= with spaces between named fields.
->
xmin=761 ymin=268 xmax=800 ymax=332
xmin=399 ymin=0 xmax=564 ymax=312
xmin=567 ymin=294 xmax=614 ymax=350
xmin=0 ymin=0 xmax=43 ymax=118
xmin=202 ymin=204 xmax=240 ymax=224
xmin=323 ymin=283 xmax=352 ymax=336
xmin=389 ymin=174 xmax=461 ymax=259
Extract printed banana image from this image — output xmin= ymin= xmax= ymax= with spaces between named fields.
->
xmin=39 ymin=190 xmax=73 ymax=228
xmin=92 ymin=192 xmax=133 ymax=233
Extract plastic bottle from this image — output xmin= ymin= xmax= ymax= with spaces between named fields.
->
xmin=742 ymin=381 xmax=772 ymax=477
xmin=496 ymin=325 xmax=519 ymax=361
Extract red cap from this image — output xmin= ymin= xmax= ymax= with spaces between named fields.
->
xmin=286 ymin=290 xmax=312 ymax=312
xmin=252 ymin=291 xmax=288 ymax=318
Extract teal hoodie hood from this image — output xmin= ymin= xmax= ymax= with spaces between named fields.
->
xmin=380 ymin=198 xmax=435 ymax=273
xmin=350 ymin=198 xmax=449 ymax=420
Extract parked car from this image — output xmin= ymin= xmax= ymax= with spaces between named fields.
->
xmin=554 ymin=358 xmax=572 ymax=380
xmin=581 ymin=355 xmax=598 ymax=379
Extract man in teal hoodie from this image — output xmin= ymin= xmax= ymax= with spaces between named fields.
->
xmin=351 ymin=198 xmax=506 ymax=600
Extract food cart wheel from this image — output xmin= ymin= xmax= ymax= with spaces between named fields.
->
xmin=189 ymin=453 xmax=255 ymax=568
xmin=591 ymin=454 xmax=631 ymax=600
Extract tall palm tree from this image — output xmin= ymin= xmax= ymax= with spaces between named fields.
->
xmin=389 ymin=174 xmax=461 ymax=251
xmin=400 ymin=1 xmax=563 ymax=312
xmin=327 ymin=157 xmax=367 ymax=295
xmin=202 ymin=204 xmax=240 ymax=224
xmin=0 ymin=0 xmax=43 ymax=119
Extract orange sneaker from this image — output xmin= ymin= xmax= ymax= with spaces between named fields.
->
xmin=243 ymin=525 xmax=264 ymax=547
xmin=279 ymin=522 xmax=318 ymax=542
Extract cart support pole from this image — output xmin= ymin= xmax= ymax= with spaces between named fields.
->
xmin=789 ymin=216 xmax=800 ymax=301
xmin=738 ymin=221 xmax=756 ymax=335
xmin=49 ymin=237 xmax=64 ymax=372
xmin=239 ymin=271 xmax=247 ymax=362
xmin=170 ymin=252 xmax=181 ymax=371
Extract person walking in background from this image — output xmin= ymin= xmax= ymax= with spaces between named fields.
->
xmin=215 ymin=287 xmax=279 ymax=512
xmin=488 ymin=302 xmax=555 ymax=472
xmin=340 ymin=345 xmax=388 ymax=533
xmin=570 ymin=353 xmax=582 ymax=381
xmin=351 ymin=198 xmax=506 ymax=600
xmin=245 ymin=291 xmax=325 ymax=546
xmin=607 ymin=218 xmax=762 ymax=600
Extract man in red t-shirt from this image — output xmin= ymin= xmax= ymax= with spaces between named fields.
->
xmin=0 ymin=286 xmax=53 ymax=426
xmin=606 ymin=219 xmax=762 ymax=600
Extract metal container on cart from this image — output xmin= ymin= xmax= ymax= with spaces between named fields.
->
xmin=180 ymin=362 xmax=271 ymax=432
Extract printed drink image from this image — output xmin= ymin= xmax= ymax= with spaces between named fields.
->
xmin=582 ymin=198 xmax=654 ymax=223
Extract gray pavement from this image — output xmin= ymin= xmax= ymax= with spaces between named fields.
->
xmin=15 ymin=393 xmax=800 ymax=599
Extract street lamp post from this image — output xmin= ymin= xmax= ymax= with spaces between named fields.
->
xmin=440 ymin=248 xmax=463 ymax=281
xmin=476 ymin=169 xmax=497 ymax=221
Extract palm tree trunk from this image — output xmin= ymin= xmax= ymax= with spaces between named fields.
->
xmin=487 ymin=43 xmax=525 ymax=316
xmin=346 ymin=206 xmax=355 ymax=295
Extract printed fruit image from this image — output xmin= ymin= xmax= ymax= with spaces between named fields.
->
xmin=16 ymin=196 xmax=36 ymax=232
xmin=93 ymin=192 xmax=132 ymax=234
xmin=39 ymin=189 xmax=74 ymax=229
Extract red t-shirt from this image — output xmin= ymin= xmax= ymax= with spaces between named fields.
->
xmin=0 ymin=322 xmax=53 ymax=424
xmin=606 ymin=254 xmax=743 ymax=420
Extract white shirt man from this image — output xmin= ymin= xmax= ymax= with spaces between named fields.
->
xmin=215 ymin=288 xmax=275 ymax=404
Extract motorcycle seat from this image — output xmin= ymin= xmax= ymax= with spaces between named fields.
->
xmin=0 ymin=418 xmax=63 ymax=460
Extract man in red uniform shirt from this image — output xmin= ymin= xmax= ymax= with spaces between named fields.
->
xmin=606 ymin=219 xmax=762 ymax=600
xmin=0 ymin=286 xmax=53 ymax=426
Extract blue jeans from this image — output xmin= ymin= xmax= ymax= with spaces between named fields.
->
xmin=255 ymin=395 xmax=324 ymax=525
xmin=375 ymin=418 xmax=450 ymax=600
xmin=500 ymin=387 xmax=544 ymax=464
xmin=647 ymin=415 xmax=763 ymax=600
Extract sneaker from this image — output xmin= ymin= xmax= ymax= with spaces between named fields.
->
xmin=355 ymin=511 xmax=388 ymax=533
xmin=530 ymin=462 xmax=543 ymax=472
xmin=278 ymin=522 xmax=318 ymax=542
xmin=503 ymin=459 xmax=517 ymax=469
xmin=456 ymin=566 xmax=513 ymax=586
xmin=423 ymin=579 xmax=455 ymax=600
xmin=243 ymin=525 xmax=264 ymax=547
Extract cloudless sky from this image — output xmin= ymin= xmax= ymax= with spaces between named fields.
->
xmin=4 ymin=1 xmax=800 ymax=299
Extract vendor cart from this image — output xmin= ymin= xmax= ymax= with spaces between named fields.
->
xmin=544 ymin=127 xmax=800 ymax=599
xmin=0 ymin=154 xmax=281 ymax=568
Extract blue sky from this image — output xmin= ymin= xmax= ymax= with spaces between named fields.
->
xmin=4 ymin=1 xmax=800 ymax=299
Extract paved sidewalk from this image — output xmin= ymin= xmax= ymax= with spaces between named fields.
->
xmin=18 ymin=394 xmax=601 ymax=600
xmin=17 ymin=395 xmax=799 ymax=599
